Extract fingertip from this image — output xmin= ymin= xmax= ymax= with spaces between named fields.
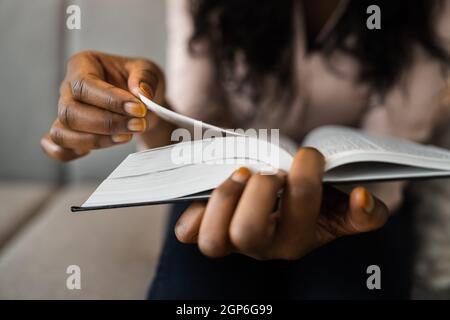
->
xmin=296 ymin=147 xmax=325 ymax=163
xmin=349 ymin=187 xmax=389 ymax=232
xmin=175 ymin=202 xmax=204 ymax=244
xmin=174 ymin=222 xmax=190 ymax=244
xmin=231 ymin=167 xmax=252 ymax=184
xmin=351 ymin=187 xmax=374 ymax=214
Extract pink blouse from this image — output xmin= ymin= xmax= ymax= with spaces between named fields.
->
xmin=165 ymin=0 xmax=450 ymax=209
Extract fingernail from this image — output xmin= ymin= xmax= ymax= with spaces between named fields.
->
xmin=127 ymin=118 xmax=147 ymax=132
xmin=297 ymin=147 xmax=325 ymax=161
xmin=231 ymin=167 xmax=252 ymax=184
xmin=112 ymin=134 xmax=132 ymax=143
xmin=140 ymin=82 xmax=154 ymax=99
xmin=358 ymin=188 xmax=374 ymax=213
xmin=124 ymin=102 xmax=147 ymax=117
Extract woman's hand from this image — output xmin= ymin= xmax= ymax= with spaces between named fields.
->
xmin=175 ymin=147 xmax=389 ymax=260
xmin=41 ymin=51 xmax=171 ymax=162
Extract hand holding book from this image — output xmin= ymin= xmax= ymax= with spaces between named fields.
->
xmin=174 ymin=148 xmax=389 ymax=260
xmin=73 ymin=98 xmax=450 ymax=211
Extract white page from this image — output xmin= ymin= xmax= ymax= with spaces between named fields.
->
xmin=79 ymin=124 xmax=450 ymax=209
xmin=82 ymin=136 xmax=293 ymax=207
xmin=303 ymin=126 xmax=450 ymax=171
xmin=324 ymin=162 xmax=450 ymax=183
xmin=139 ymin=94 xmax=244 ymax=137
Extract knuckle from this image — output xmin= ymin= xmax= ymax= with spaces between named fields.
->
xmin=135 ymin=58 xmax=153 ymax=68
xmin=68 ymin=50 xmax=94 ymax=65
xmin=138 ymin=58 xmax=160 ymax=73
xmin=104 ymin=91 xmax=120 ymax=110
xmin=141 ymin=60 xmax=164 ymax=83
xmin=70 ymin=76 xmax=87 ymax=100
xmin=102 ymin=113 xmax=115 ymax=134
xmin=49 ymin=126 xmax=64 ymax=146
xmin=151 ymin=62 xmax=164 ymax=80
xmin=57 ymin=99 xmax=74 ymax=128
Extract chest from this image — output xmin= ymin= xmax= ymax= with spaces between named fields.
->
xmin=226 ymin=51 xmax=372 ymax=142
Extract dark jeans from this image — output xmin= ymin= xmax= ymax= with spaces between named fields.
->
xmin=148 ymin=197 xmax=416 ymax=299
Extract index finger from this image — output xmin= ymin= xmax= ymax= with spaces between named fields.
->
xmin=65 ymin=53 xmax=147 ymax=117
xmin=65 ymin=76 xmax=147 ymax=118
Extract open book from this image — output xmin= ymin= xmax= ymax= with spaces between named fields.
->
xmin=71 ymin=95 xmax=450 ymax=212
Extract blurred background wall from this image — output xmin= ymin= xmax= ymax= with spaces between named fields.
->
xmin=0 ymin=0 xmax=169 ymax=299
xmin=0 ymin=0 xmax=166 ymax=183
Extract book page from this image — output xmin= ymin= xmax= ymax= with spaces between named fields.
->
xmin=324 ymin=162 xmax=450 ymax=183
xmin=302 ymin=126 xmax=380 ymax=158
xmin=82 ymin=136 xmax=293 ymax=208
xmin=302 ymin=126 xmax=450 ymax=171
xmin=139 ymin=94 xmax=244 ymax=137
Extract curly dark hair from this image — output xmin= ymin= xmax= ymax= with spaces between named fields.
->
xmin=189 ymin=0 xmax=449 ymax=102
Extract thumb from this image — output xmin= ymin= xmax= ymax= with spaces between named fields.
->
xmin=126 ymin=59 xmax=165 ymax=104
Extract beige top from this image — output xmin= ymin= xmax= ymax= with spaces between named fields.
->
xmin=165 ymin=0 xmax=450 ymax=208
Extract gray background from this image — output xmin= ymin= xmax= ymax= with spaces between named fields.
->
xmin=0 ymin=0 xmax=166 ymax=182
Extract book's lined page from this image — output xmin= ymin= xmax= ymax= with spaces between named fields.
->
xmin=302 ymin=126 xmax=380 ymax=159
xmin=303 ymin=126 xmax=450 ymax=171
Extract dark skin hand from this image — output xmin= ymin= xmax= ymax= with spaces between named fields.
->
xmin=175 ymin=148 xmax=389 ymax=260
xmin=40 ymin=51 xmax=174 ymax=162
xmin=41 ymin=51 xmax=390 ymax=261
